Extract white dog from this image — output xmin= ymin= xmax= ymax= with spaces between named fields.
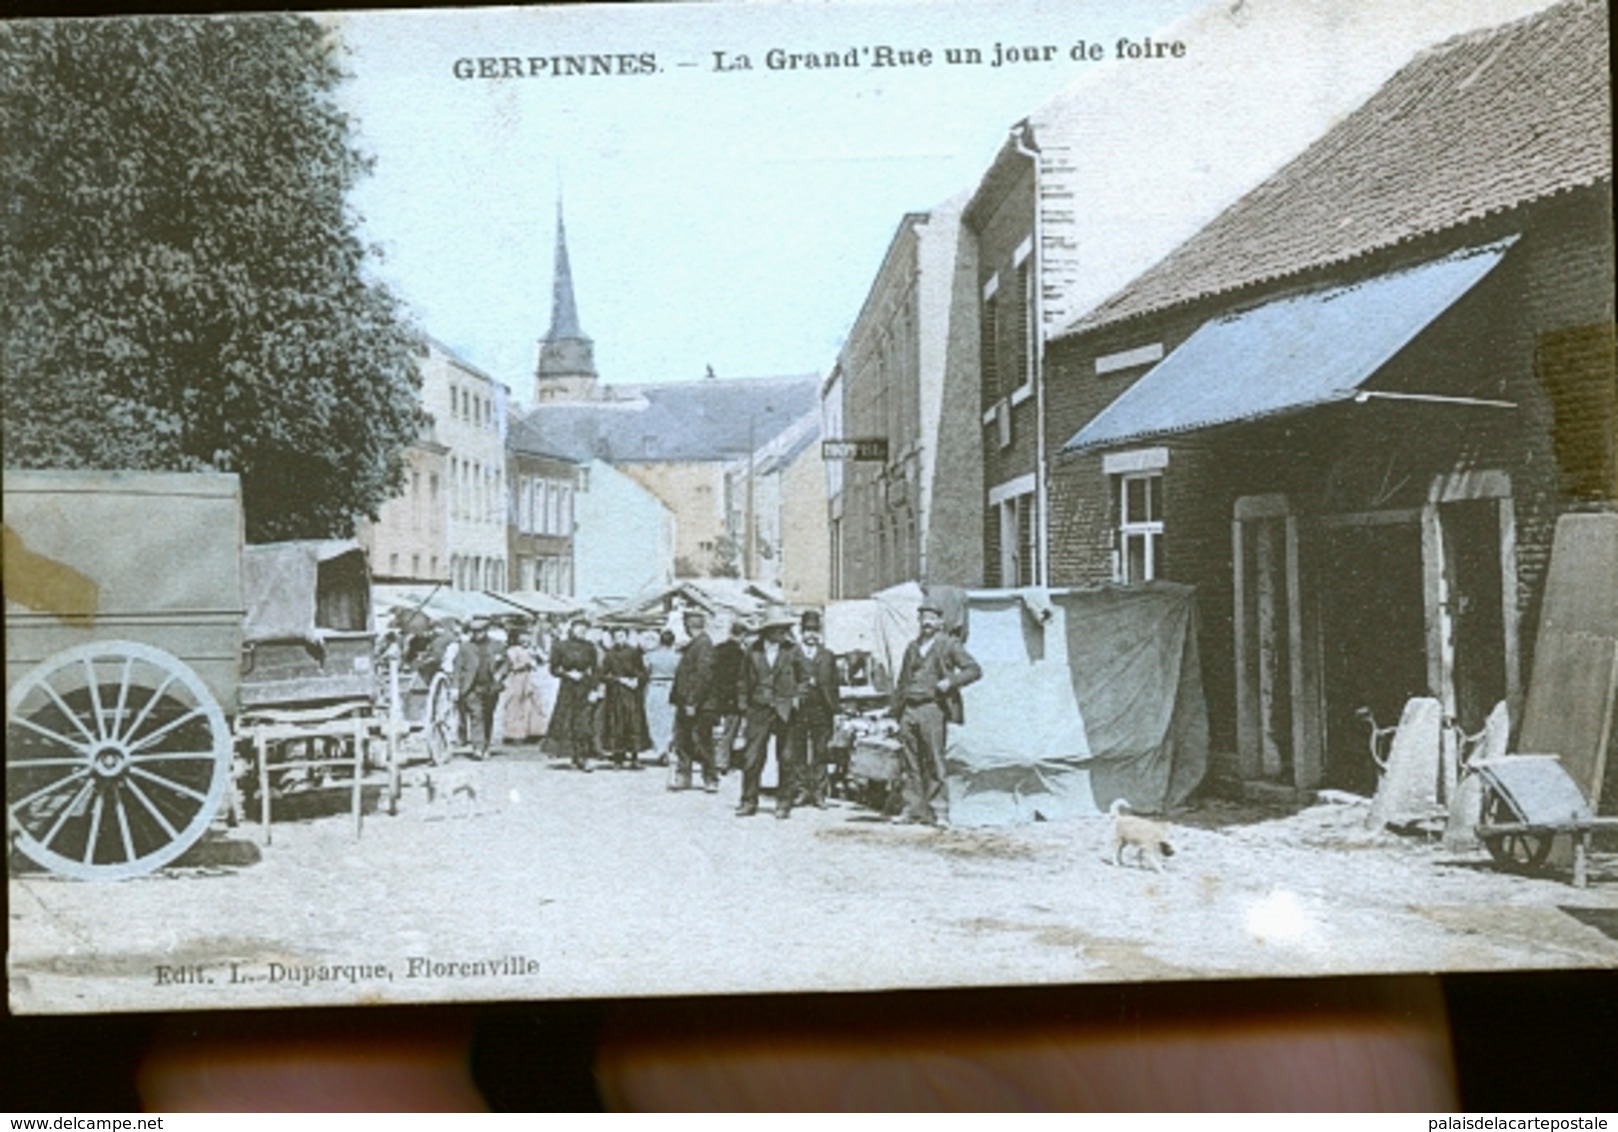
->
xmin=1109 ymin=798 xmax=1175 ymax=872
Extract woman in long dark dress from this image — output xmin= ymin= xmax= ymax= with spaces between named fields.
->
xmin=599 ymin=625 xmax=651 ymax=769
xmin=546 ymin=617 xmax=599 ymax=772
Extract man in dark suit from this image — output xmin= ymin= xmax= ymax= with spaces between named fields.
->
xmin=792 ymin=609 xmax=842 ymax=808
xmin=710 ymin=619 xmax=749 ymax=773
xmin=668 ymin=607 xmax=720 ymax=792
xmin=891 ymin=599 xmax=981 ymax=825
xmin=736 ymin=611 xmax=809 ymax=818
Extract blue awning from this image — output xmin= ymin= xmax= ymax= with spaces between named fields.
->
xmin=1063 ymin=238 xmax=1516 ymax=452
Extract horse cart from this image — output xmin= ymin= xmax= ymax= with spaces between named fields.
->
xmin=374 ymin=585 xmax=519 ymax=766
xmin=5 ymin=470 xmax=393 ymax=879
xmin=237 ymin=538 xmax=393 ymax=842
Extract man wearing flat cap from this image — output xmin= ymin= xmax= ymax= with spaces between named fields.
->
xmin=736 ymin=610 xmax=810 ymax=818
xmin=453 ymin=616 xmax=503 ymax=760
xmin=792 ymin=609 xmax=842 ymax=808
xmin=890 ymin=597 xmax=981 ymax=825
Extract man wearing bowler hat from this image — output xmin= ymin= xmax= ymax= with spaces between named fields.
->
xmin=891 ymin=597 xmax=981 ymax=825
xmin=792 ymin=609 xmax=842 ymax=808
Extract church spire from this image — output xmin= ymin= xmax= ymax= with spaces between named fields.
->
xmin=546 ymin=198 xmax=586 ymax=341
xmin=535 ymin=195 xmax=598 ymax=402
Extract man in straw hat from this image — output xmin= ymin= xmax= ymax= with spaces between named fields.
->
xmin=736 ymin=609 xmax=810 ymax=819
xmin=890 ymin=598 xmax=981 ymax=825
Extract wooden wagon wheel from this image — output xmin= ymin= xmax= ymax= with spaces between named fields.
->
xmin=1480 ymin=785 xmax=1554 ymax=872
xmin=7 ymin=641 xmax=231 ymax=880
xmin=424 ymin=671 xmax=458 ymax=766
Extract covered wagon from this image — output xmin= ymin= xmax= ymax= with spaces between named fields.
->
xmin=5 ymin=470 xmax=244 ymax=878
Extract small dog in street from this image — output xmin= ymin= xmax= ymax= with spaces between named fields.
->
xmin=1109 ymin=798 xmax=1175 ymax=872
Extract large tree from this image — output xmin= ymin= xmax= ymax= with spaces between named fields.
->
xmin=1 ymin=14 xmax=425 ymax=541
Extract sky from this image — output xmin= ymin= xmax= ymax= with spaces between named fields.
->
xmin=332 ymin=0 xmax=1207 ymax=402
xmin=329 ymin=0 xmax=1563 ymax=407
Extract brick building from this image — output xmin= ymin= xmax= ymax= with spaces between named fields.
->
xmin=1046 ymin=0 xmax=1613 ymax=794
xmin=956 ymin=0 xmax=1562 ymax=590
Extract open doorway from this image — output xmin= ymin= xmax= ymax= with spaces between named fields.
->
xmin=1442 ymin=498 xmax=1509 ymax=737
xmin=1317 ymin=519 xmax=1428 ymax=796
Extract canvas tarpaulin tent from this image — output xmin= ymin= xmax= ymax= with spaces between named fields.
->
xmin=945 ymin=583 xmax=1208 ymax=825
xmin=372 ymin=584 xmax=514 ymax=627
xmin=599 ymin=577 xmax=787 ymax=633
xmin=823 ymin=582 xmax=922 ymax=690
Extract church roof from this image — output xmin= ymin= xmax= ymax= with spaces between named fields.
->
xmin=509 ymin=375 xmax=821 ymax=464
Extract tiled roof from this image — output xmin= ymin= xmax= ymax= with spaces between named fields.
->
xmin=510 ymin=375 xmax=821 ymax=464
xmin=1062 ymin=0 xmax=1610 ymax=337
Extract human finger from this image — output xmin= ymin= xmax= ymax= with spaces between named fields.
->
xmin=595 ymin=975 xmax=1455 ymax=1110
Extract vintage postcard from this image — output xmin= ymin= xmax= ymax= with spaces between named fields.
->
xmin=4 ymin=0 xmax=1614 ymax=1016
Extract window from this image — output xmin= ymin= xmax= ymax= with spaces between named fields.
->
xmin=1016 ymin=255 xmax=1035 ymax=395
xmin=1116 ymin=472 xmax=1163 ymax=583
xmin=988 ymin=476 xmax=1037 ymax=588
xmin=411 ymin=553 xmax=420 ymax=578
xmin=980 ymin=275 xmax=1000 ymax=410
xmin=997 ymin=492 xmax=1036 ymax=588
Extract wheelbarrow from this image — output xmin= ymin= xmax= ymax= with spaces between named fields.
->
xmin=1471 ymin=754 xmax=1618 ymax=888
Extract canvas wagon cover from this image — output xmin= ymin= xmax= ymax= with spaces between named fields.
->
xmin=3 ymin=470 xmax=244 ymax=704
xmin=242 ymin=540 xmax=370 ymax=645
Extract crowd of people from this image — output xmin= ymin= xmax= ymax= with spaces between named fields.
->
xmin=389 ymin=596 xmax=982 ymax=826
